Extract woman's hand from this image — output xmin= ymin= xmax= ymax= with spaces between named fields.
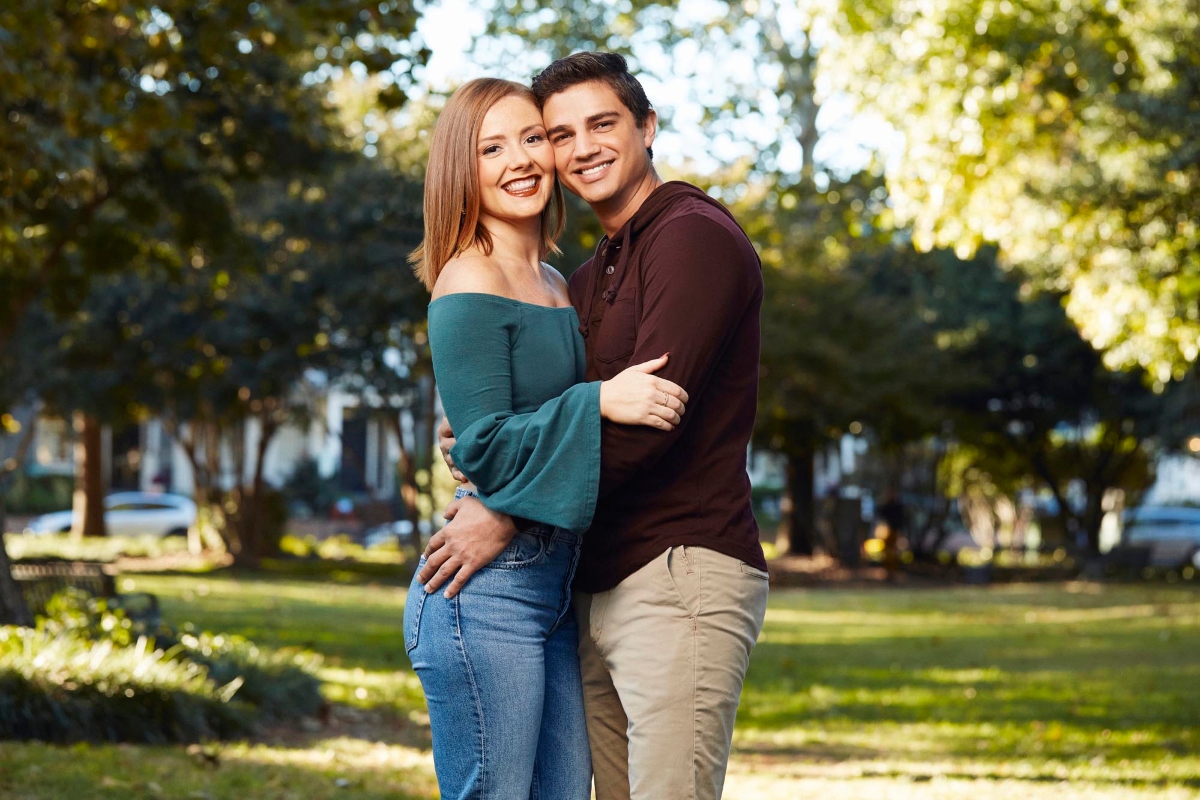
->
xmin=599 ymin=354 xmax=690 ymax=430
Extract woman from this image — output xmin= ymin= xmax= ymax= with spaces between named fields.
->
xmin=403 ymin=78 xmax=688 ymax=799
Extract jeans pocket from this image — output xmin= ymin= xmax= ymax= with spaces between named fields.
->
xmin=486 ymin=531 xmax=548 ymax=570
xmin=403 ymin=568 xmax=427 ymax=655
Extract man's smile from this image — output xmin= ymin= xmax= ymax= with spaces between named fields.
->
xmin=575 ymin=160 xmax=614 ymax=181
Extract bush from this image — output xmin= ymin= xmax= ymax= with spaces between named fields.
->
xmin=282 ymin=458 xmax=339 ymax=517
xmin=0 ymin=627 xmax=253 ymax=744
xmin=4 ymin=472 xmax=74 ymax=516
xmin=5 ymin=532 xmax=192 ymax=563
xmin=168 ymin=630 xmax=323 ymax=723
xmin=0 ymin=591 xmax=322 ymax=743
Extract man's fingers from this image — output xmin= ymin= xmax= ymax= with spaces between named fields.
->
xmin=423 ymin=530 xmax=446 ymax=558
xmin=443 ymin=498 xmax=463 ymax=521
xmin=423 ymin=554 xmax=462 ymax=594
xmin=442 ymin=561 xmax=481 ymax=599
xmin=418 ymin=544 xmax=452 ymax=583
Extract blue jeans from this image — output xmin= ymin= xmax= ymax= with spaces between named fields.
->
xmin=404 ymin=488 xmax=591 ymax=799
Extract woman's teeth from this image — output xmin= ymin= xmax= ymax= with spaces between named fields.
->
xmin=504 ymin=178 xmax=538 ymax=193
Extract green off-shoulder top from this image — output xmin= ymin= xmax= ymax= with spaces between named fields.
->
xmin=428 ymin=293 xmax=602 ymax=532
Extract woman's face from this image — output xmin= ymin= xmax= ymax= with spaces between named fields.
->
xmin=475 ymin=95 xmax=555 ymax=229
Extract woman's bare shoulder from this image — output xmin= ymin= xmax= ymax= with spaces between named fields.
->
xmin=431 ymin=254 xmax=507 ymax=300
xmin=541 ymin=263 xmax=571 ymax=302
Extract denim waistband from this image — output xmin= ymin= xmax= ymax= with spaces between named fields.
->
xmin=453 ymin=486 xmax=581 ymax=545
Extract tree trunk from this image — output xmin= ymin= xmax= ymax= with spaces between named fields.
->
xmin=70 ymin=412 xmax=108 ymax=538
xmin=232 ymin=416 xmax=280 ymax=565
xmin=0 ymin=418 xmax=38 ymax=626
xmin=421 ymin=375 xmax=440 ymax=534
xmin=1081 ymin=482 xmax=1107 ymax=557
xmin=784 ymin=448 xmax=817 ymax=556
xmin=386 ymin=414 xmax=422 ymax=558
xmin=0 ymin=521 xmax=33 ymax=627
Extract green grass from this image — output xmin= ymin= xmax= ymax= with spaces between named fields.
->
xmin=2 ymin=573 xmax=1198 ymax=799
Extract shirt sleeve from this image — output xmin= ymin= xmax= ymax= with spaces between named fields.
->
xmin=598 ymin=215 xmax=762 ymax=496
xmin=429 ymin=297 xmax=602 ymax=531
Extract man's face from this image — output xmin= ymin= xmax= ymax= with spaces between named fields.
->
xmin=542 ymin=80 xmax=656 ymax=209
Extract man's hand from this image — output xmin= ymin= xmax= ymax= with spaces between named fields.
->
xmin=418 ymin=496 xmax=517 ymax=597
xmin=437 ymin=415 xmax=468 ymax=483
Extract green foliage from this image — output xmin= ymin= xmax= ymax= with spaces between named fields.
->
xmin=0 ymin=0 xmax=428 ymax=354
xmin=0 ymin=623 xmax=253 ymax=744
xmin=283 ymin=458 xmax=340 ymax=517
xmin=2 ymin=471 xmax=73 ymax=515
xmin=170 ymin=630 xmax=323 ymax=724
xmin=0 ymin=588 xmax=322 ymax=743
xmin=830 ymin=0 xmax=1200 ymax=379
xmin=4 ymin=532 xmax=193 ymax=562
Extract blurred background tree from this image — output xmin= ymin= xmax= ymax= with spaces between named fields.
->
xmin=478 ymin=0 xmax=1184 ymax=560
xmin=828 ymin=0 xmax=1200 ymax=382
xmin=0 ymin=0 xmax=430 ymax=617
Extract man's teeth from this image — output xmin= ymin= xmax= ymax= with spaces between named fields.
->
xmin=581 ymin=162 xmax=611 ymax=176
xmin=505 ymin=178 xmax=537 ymax=192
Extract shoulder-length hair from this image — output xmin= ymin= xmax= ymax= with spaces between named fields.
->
xmin=410 ymin=78 xmax=565 ymax=291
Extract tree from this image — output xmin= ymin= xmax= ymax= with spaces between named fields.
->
xmin=479 ymin=1 xmax=908 ymax=556
xmin=830 ymin=0 xmax=1200 ymax=381
xmin=0 ymin=0 xmax=427 ymax=356
xmin=742 ymin=171 xmax=963 ymax=554
xmin=862 ymin=245 xmax=1161 ymax=556
xmin=0 ymin=0 xmax=429 ymax=611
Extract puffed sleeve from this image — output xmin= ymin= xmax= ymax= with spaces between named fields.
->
xmin=429 ymin=296 xmax=601 ymax=531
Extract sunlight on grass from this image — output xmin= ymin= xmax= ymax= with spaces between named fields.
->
xmin=4 ymin=575 xmax=1197 ymax=799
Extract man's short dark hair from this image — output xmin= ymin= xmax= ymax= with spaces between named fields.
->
xmin=532 ymin=52 xmax=654 ymax=159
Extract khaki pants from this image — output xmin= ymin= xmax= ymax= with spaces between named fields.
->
xmin=575 ymin=546 xmax=770 ymax=800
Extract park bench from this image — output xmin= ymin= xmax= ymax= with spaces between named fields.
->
xmin=9 ymin=559 xmax=160 ymax=628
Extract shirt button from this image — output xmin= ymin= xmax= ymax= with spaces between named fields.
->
xmin=605 ymin=265 xmax=615 ymax=274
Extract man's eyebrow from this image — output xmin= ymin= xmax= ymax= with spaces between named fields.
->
xmin=478 ymin=125 xmax=544 ymax=144
xmin=547 ymin=111 xmax=620 ymax=137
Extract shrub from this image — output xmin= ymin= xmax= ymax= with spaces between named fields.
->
xmin=168 ymin=631 xmax=323 ymax=722
xmin=4 ymin=472 xmax=74 ymax=516
xmin=0 ymin=591 xmax=322 ymax=743
xmin=5 ymin=532 xmax=192 ymax=563
xmin=0 ymin=627 xmax=253 ymax=743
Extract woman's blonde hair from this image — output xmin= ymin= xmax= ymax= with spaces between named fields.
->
xmin=410 ymin=78 xmax=565 ymax=290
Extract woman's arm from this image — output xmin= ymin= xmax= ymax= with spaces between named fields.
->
xmin=431 ymin=297 xmax=602 ymax=532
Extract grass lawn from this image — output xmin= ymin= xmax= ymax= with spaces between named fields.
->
xmin=1 ymin=571 xmax=1198 ymax=799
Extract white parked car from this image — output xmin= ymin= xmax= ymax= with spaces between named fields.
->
xmin=1121 ymin=506 xmax=1200 ymax=568
xmin=22 ymin=492 xmax=197 ymax=537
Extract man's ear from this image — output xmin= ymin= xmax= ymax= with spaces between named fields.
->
xmin=641 ymin=107 xmax=658 ymax=151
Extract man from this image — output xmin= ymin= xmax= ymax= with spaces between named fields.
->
xmin=419 ymin=52 xmax=769 ymax=800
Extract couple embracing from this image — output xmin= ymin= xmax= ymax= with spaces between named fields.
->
xmin=402 ymin=52 xmax=769 ymax=800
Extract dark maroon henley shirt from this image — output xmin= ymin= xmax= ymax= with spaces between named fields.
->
xmin=569 ymin=181 xmax=768 ymax=593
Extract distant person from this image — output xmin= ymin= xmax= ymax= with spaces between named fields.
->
xmin=422 ymin=53 xmax=769 ymax=800
xmin=402 ymin=77 xmax=689 ymax=800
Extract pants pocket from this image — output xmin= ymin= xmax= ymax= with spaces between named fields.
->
xmin=403 ymin=570 xmax=427 ymax=654
xmin=739 ymin=562 xmax=770 ymax=580
xmin=664 ymin=546 xmax=701 ymax=617
xmin=485 ymin=530 xmax=549 ymax=570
